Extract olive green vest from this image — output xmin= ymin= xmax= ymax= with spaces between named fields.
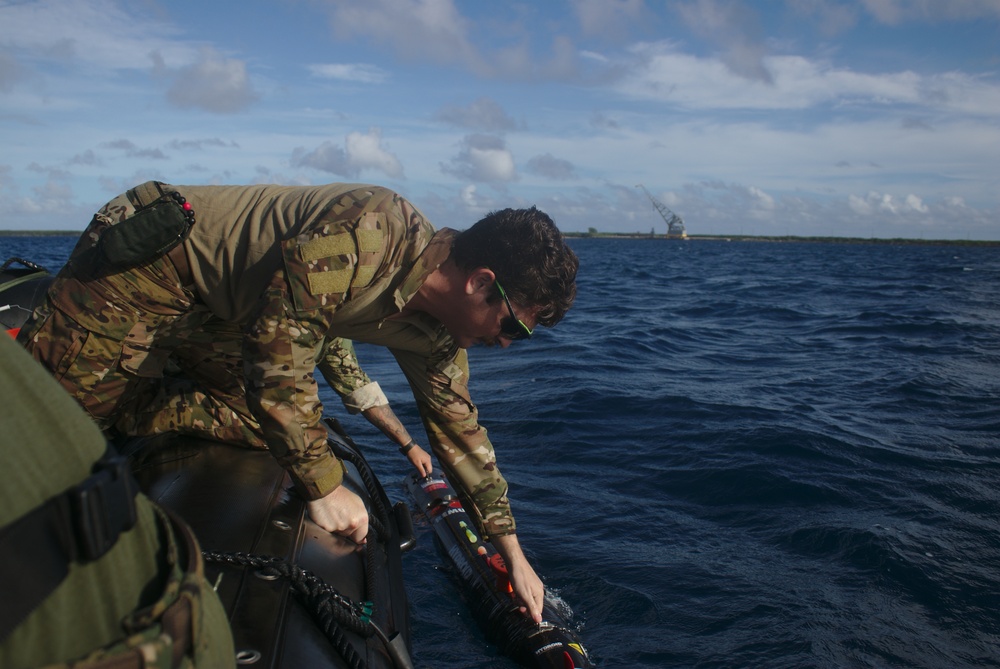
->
xmin=0 ymin=334 xmax=235 ymax=669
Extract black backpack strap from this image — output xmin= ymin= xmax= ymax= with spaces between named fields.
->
xmin=0 ymin=448 xmax=138 ymax=642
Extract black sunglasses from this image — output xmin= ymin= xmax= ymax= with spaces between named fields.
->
xmin=495 ymin=280 xmax=533 ymax=340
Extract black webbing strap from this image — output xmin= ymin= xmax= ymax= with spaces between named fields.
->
xmin=0 ymin=449 xmax=139 ymax=642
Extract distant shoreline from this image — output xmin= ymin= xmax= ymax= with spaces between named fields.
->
xmin=0 ymin=230 xmax=80 ymax=236
xmin=564 ymin=233 xmax=1000 ymax=247
xmin=3 ymin=229 xmax=998 ymax=247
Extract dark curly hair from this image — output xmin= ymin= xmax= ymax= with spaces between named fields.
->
xmin=451 ymin=207 xmax=578 ymax=327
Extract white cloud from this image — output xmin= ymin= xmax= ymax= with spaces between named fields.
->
xmin=441 ymin=134 xmax=517 ymax=183
xmin=849 ymin=193 xmax=873 ymax=215
xmin=861 ymin=0 xmax=1000 ymax=24
xmin=788 ymin=0 xmax=859 ymax=36
xmin=314 ymin=0 xmax=579 ymax=80
xmin=164 ymin=47 xmax=259 ymax=113
xmin=307 ymin=63 xmax=389 ymax=84
xmin=291 ymin=142 xmax=352 ymax=175
xmin=0 ymin=0 xmax=191 ymax=71
xmin=748 ymin=186 xmax=776 ymax=211
xmin=345 ymin=128 xmax=404 ymax=179
xmin=434 ymin=97 xmax=519 ymax=132
xmin=290 ymin=128 xmax=403 ymax=179
xmin=617 ymin=41 xmax=1000 ymax=115
xmin=848 ymin=191 xmax=930 ymax=216
xmin=461 ymin=184 xmax=478 ymax=207
xmin=10 ymin=178 xmax=75 ymax=216
xmin=526 ymin=153 xmax=577 ymax=180
xmin=318 ymin=0 xmax=478 ymax=68
xmin=674 ymin=0 xmax=773 ymax=83
xmin=904 ymin=193 xmax=929 ymax=213
xmin=571 ymin=0 xmax=645 ymax=39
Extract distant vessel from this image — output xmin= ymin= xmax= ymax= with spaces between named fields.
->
xmin=637 ymin=184 xmax=688 ymax=239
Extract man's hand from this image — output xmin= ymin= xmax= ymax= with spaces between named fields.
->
xmin=492 ymin=533 xmax=545 ymax=623
xmin=405 ymin=443 xmax=433 ymax=476
xmin=307 ymin=486 xmax=369 ymax=547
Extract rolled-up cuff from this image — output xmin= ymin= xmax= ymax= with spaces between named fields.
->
xmin=459 ymin=487 xmax=516 ymax=540
xmin=341 ymin=381 xmax=389 ymax=415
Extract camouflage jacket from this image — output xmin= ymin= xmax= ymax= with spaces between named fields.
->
xmin=173 ymin=184 xmax=513 ymax=537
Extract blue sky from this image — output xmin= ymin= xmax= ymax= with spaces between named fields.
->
xmin=1 ymin=0 xmax=999 ymax=239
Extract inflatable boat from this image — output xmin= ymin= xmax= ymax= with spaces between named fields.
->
xmin=1 ymin=258 xmax=414 ymax=669
xmin=0 ymin=257 xmax=52 ymax=339
xmin=127 ymin=422 xmax=414 ymax=669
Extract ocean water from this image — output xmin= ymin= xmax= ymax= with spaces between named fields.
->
xmin=3 ymin=235 xmax=999 ymax=668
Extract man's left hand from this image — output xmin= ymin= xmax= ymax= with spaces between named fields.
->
xmin=492 ymin=532 xmax=545 ymax=623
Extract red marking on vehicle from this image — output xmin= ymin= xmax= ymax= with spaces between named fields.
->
xmin=488 ymin=553 xmax=513 ymax=594
xmin=421 ymin=481 xmax=449 ymax=493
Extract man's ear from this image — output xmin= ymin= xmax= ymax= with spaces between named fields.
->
xmin=465 ymin=267 xmax=496 ymax=295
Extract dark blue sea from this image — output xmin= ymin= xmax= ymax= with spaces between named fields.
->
xmin=3 ymin=235 xmax=999 ymax=669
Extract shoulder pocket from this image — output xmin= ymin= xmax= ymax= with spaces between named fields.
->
xmin=98 ymin=199 xmax=190 ymax=268
xmin=282 ymin=229 xmax=357 ymax=312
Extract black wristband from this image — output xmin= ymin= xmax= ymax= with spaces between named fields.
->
xmin=399 ymin=439 xmax=416 ymax=455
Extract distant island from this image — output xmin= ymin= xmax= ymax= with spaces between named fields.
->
xmin=3 ymin=229 xmax=998 ymax=247
xmin=564 ymin=231 xmax=1000 ymax=247
xmin=0 ymin=230 xmax=81 ymax=236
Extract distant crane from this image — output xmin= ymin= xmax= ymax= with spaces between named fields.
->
xmin=636 ymin=184 xmax=687 ymax=238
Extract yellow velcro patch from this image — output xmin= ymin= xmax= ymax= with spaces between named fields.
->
xmin=301 ymin=233 xmax=355 ymax=262
xmin=354 ymin=265 xmax=377 ymax=287
xmin=307 ymin=269 xmax=352 ymax=295
xmin=311 ymin=461 xmax=346 ymax=497
xmin=356 ymin=228 xmax=383 ymax=253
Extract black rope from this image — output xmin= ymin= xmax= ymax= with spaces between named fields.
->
xmin=337 ymin=446 xmax=391 ymax=533
xmin=364 ymin=537 xmax=378 ymax=611
xmin=203 ymin=550 xmax=376 ymax=669
xmin=0 ymin=257 xmax=46 ymax=272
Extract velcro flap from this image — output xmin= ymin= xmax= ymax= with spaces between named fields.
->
xmin=301 ymin=233 xmax=355 ymax=262
xmin=356 ymin=225 xmax=383 ymax=253
xmin=307 ymin=268 xmax=353 ymax=295
xmin=354 ymin=265 xmax=377 ymax=287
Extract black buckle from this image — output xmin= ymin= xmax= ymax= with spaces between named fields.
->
xmin=69 ymin=455 xmax=138 ymax=562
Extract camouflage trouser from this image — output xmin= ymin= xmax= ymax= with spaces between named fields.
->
xmin=115 ymin=330 xmax=378 ymax=448
xmin=113 ymin=320 xmax=268 ymax=449
xmin=17 ymin=193 xmax=215 ymax=433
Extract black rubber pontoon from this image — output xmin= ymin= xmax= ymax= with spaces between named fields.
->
xmin=0 ymin=258 xmax=52 ymax=338
xmin=128 ymin=423 xmax=414 ymax=669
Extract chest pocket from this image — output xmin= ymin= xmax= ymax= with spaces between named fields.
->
xmin=282 ymin=215 xmax=386 ymax=313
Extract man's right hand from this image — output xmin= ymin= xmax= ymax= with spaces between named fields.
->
xmin=307 ymin=486 xmax=369 ymax=547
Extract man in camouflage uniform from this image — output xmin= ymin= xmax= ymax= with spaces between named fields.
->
xmin=0 ymin=329 xmax=235 ymax=668
xmin=18 ymin=181 xmax=578 ymax=623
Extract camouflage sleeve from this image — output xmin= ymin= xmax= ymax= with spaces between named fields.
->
xmin=391 ymin=345 xmax=515 ymax=538
xmin=316 ymin=338 xmax=389 ymax=414
xmin=243 ymin=286 xmax=346 ymax=500
xmin=242 ymin=186 xmax=400 ymax=499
